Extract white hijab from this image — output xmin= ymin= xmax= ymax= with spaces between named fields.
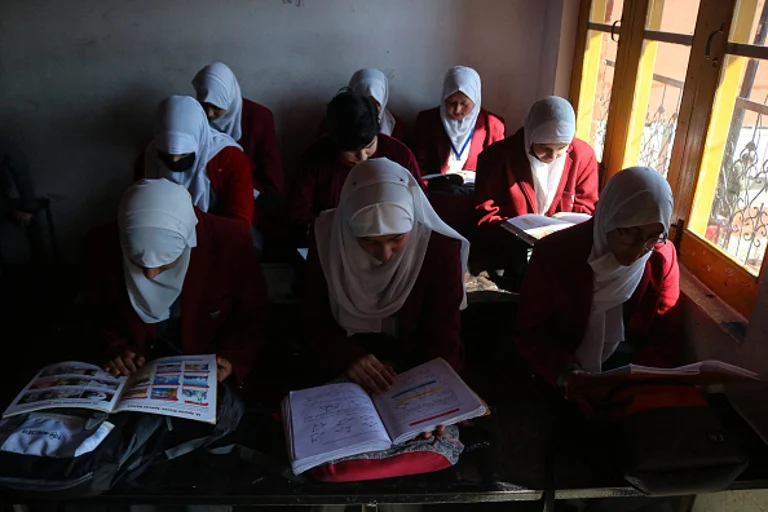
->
xmin=314 ymin=158 xmax=469 ymax=336
xmin=523 ymin=96 xmax=576 ymax=215
xmin=349 ymin=68 xmax=397 ymax=137
xmin=192 ymin=62 xmax=243 ymax=141
xmin=118 ymin=179 xmax=199 ymax=325
xmin=575 ymin=167 xmax=674 ymax=373
xmin=143 ymin=95 xmax=241 ymax=212
xmin=440 ymin=66 xmax=482 ymax=160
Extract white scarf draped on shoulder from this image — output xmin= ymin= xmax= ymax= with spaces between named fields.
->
xmin=575 ymin=167 xmax=674 ymax=372
xmin=118 ymin=178 xmax=199 ymax=324
xmin=314 ymin=158 xmax=469 ymax=336
xmin=523 ymin=96 xmax=576 ymax=215
xmin=143 ymin=95 xmax=241 ymax=213
xmin=192 ymin=62 xmax=244 ymax=141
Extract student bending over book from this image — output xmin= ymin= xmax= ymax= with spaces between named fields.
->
xmin=303 ymin=158 xmax=469 ymax=396
xmin=83 ymin=179 xmax=269 ymax=386
xmin=514 ymin=167 xmax=683 ymax=388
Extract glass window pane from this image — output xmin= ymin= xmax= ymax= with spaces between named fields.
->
xmin=690 ymin=55 xmax=768 ymax=276
xmin=585 ymin=30 xmax=619 ymax=162
xmin=590 ymin=0 xmax=624 ymax=24
xmin=648 ymin=0 xmax=701 ymax=35
xmin=634 ymin=42 xmax=690 ymax=176
xmin=730 ymin=0 xmax=768 ymax=44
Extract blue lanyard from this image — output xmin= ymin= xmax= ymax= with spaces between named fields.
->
xmin=450 ymin=126 xmax=475 ymax=160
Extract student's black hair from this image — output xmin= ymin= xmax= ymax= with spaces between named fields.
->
xmin=326 ymin=88 xmax=381 ymax=152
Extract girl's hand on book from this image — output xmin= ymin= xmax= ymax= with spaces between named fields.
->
xmin=216 ymin=356 xmax=233 ymax=382
xmin=347 ymin=354 xmax=396 ymax=395
xmin=104 ymin=350 xmax=145 ymax=376
xmin=418 ymin=425 xmax=446 ymax=440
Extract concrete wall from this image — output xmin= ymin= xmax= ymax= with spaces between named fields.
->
xmin=0 ymin=0 xmax=575 ymax=261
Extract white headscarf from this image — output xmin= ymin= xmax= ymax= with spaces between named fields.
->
xmin=575 ymin=167 xmax=674 ymax=373
xmin=118 ymin=179 xmax=199 ymax=325
xmin=314 ymin=158 xmax=469 ymax=336
xmin=143 ymin=95 xmax=241 ymax=213
xmin=440 ymin=66 xmax=482 ymax=161
xmin=192 ymin=62 xmax=243 ymax=141
xmin=523 ymin=96 xmax=576 ymax=215
xmin=349 ymin=68 xmax=397 ymax=137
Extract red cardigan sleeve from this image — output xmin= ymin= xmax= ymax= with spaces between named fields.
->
xmin=418 ymin=236 xmax=465 ymax=373
xmin=302 ymin=238 xmax=368 ymax=375
xmin=212 ymin=230 xmax=270 ymax=383
xmin=249 ymin=108 xmax=284 ymax=197
xmin=474 ymin=146 xmax=508 ymax=225
xmin=286 ymin=155 xmax=320 ymax=235
xmin=209 ymin=146 xmax=254 ymax=227
xmin=572 ymin=144 xmax=599 ymax=215
xmin=410 ymin=110 xmax=435 ymax=175
xmin=632 ymin=246 xmax=684 ymax=368
xmin=514 ymin=245 xmax=581 ymax=387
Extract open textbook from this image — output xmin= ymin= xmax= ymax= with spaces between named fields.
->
xmin=421 ymin=170 xmax=475 ymax=185
xmin=283 ymin=358 xmax=487 ymax=475
xmin=502 ymin=212 xmax=592 ymax=245
xmin=3 ymin=355 xmax=218 ymax=424
xmin=568 ymin=360 xmax=760 ymax=394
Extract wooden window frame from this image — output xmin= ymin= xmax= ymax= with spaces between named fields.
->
xmin=569 ymin=0 xmax=767 ymax=319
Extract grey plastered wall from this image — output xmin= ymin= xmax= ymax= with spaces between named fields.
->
xmin=0 ymin=0 xmax=574 ymax=262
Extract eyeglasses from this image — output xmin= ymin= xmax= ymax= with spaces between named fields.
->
xmin=615 ymin=227 xmax=668 ymax=252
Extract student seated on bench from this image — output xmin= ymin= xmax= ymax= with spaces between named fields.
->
xmin=303 ymin=158 xmax=468 ymax=395
xmin=135 ymin=95 xmax=254 ymax=227
xmin=287 ymin=91 xmax=422 ymax=241
xmin=84 ymin=179 xmax=268 ymax=385
xmin=192 ymin=62 xmax=284 ymax=233
xmin=514 ymin=167 xmax=682 ymax=388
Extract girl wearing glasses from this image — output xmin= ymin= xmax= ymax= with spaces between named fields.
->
xmin=514 ymin=167 xmax=682 ymax=388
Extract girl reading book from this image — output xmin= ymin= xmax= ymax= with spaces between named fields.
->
xmin=514 ymin=167 xmax=683 ymax=388
xmin=83 ymin=179 xmax=269 ymax=386
xmin=303 ymin=158 xmax=469 ymax=396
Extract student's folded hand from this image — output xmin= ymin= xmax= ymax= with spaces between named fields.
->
xmin=417 ymin=425 xmax=447 ymax=440
xmin=104 ymin=350 xmax=145 ymax=377
xmin=347 ymin=354 xmax=396 ymax=395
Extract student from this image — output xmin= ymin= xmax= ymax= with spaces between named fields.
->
xmin=319 ymin=68 xmax=407 ymax=142
xmin=135 ymin=95 xmax=254 ymax=227
xmin=192 ymin=62 xmax=284 ymax=229
xmin=85 ymin=179 xmax=268 ymax=385
xmin=475 ymin=96 xmax=598 ymax=225
xmin=287 ymin=91 xmax=422 ymax=239
xmin=303 ymin=158 xmax=468 ymax=395
xmin=514 ymin=167 xmax=682 ymax=388
xmin=410 ymin=66 xmax=505 ymax=231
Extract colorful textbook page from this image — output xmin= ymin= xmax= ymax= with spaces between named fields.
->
xmin=3 ymin=355 xmax=217 ymax=424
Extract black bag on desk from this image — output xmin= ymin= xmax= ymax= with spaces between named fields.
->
xmin=604 ymin=382 xmax=749 ymax=496
xmin=0 ymin=385 xmax=243 ymax=497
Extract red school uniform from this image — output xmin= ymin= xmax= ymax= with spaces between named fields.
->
xmin=303 ymin=231 xmax=465 ymax=376
xmin=514 ymin=219 xmax=683 ymax=388
xmin=135 ymin=146 xmax=254 ymax=227
xmin=286 ymin=134 xmax=423 ymax=235
xmin=240 ymin=98 xmax=284 ymax=226
xmin=475 ymin=128 xmax=599 ymax=225
xmin=83 ymin=210 xmax=269 ymax=384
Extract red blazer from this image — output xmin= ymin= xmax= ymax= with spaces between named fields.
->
xmin=135 ymin=146 xmax=254 ymax=227
xmin=475 ymin=128 xmax=599 ymax=225
xmin=240 ymin=99 xmax=284 ymax=227
xmin=83 ymin=210 xmax=269 ymax=383
xmin=514 ymin=220 xmax=683 ymax=387
xmin=286 ymin=134 xmax=423 ymax=234
xmin=317 ymin=112 xmax=408 ymax=143
xmin=303 ymin=232 xmax=465 ymax=376
xmin=410 ymin=107 xmax=506 ymax=175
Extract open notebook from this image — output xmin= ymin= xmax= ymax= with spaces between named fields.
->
xmin=502 ymin=212 xmax=592 ymax=245
xmin=3 ymin=355 xmax=218 ymax=424
xmin=282 ymin=358 xmax=487 ymax=475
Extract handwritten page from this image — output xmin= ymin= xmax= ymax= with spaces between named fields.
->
xmin=373 ymin=358 xmax=486 ymax=444
xmin=3 ymin=362 xmax=127 ymax=417
xmin=286 ymin=382 xmax=391 ymax=474
xmin=114 ymin=355 xmax=217 ymax=424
